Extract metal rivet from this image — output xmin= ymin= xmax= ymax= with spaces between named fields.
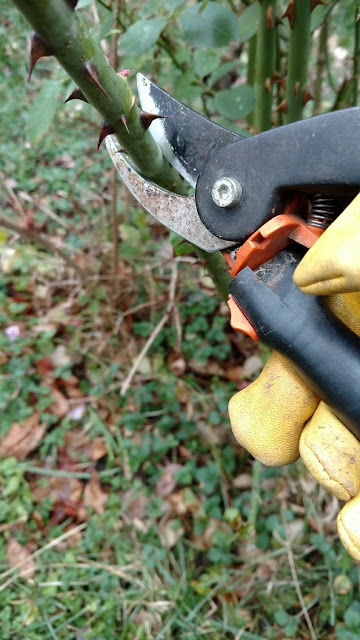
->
xmin=211 ymin=177 xmax=242 ymax=209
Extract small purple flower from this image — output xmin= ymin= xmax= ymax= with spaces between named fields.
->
xmin=5 ymin=325 xmax=21 ymax=341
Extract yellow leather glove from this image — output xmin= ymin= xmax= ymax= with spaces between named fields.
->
xmin=228 ymin=194 xmax=360 ymax=561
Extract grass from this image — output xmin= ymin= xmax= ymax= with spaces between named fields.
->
xmin=1 ymin=3 xmax=360 ymax=639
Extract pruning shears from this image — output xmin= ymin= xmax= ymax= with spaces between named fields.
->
xmin=106 ymin=74 xmax=360 ymax=440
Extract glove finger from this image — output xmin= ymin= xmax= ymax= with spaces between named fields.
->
xmin=327 ymin=291 xmax=360 ymax=336
xmin=300 ymin=401 xmax=360 ymax=501
xmin=337 ymin=494 xmax=360 ymax=562
xmin=293 ymin=193 xmax=360 ymax=295
xmin=228 ymin=351 xmax=319 ymax=467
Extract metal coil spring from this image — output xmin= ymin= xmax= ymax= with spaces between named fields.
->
xmin=307 ymin=194 xmax=338 ymax=229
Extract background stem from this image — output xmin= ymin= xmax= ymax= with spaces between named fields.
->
xmin=253 ymin=0 xmax=277 ymax=132
xmin=353 ymin=5 xmax=360 ymax=107
xmin=312 ymin=19 xmax=327 ymax=115
xmin=111 ymin=0 xmax=121 ymax=287
xmin=284 ymin=0 xmax=312 ymax=124
xmin=11 ymin=0 xmax=184 ymax=192
xmin=11 ymin=0 xmax=231 ymax=300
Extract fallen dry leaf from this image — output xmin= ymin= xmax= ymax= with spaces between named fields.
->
xmin=167 ymin=488 xmax=200 ymax=516
xmin=123 ymin=492 xmax=148 ymax=519
xmin=255 ymin=558 xmax=278 ymax=581
xmin=224 ymin=365 xmax=244 ymax=382
xmin=232 ymin=473 xmax=252 ymax=489
xmin=32 ymin=475 xmax=83 ymax=504
xmin=189 ymin=358 xmax=224 ymax=377
xmin=242 ymin=354 xmax=262 ymax=379
xmin=168 ymin=351 xmax=186 ymax=377
xmin=49 ymin=387 xmax=69 ymax=418
xmin=64 ymin=429 xmax=106 ymax=461
xmin=192 ymin=518 xmax=230 ymax=550
xmin=156 ymin=464 xmax=182 ymax=497
xmin=178 ymin=445 xmax=192 ymax=461
xmin=83 ymin=471 xmax=108 ymax=515
xmin=158 ymin=517 xmax=184 ymax=548
xmin=36 ymin=355 xmax=55 ymax=375
xmin=6 ymin=537 xmax=35 ymax=580
xmin=52 ymin=153 xmax=75 ymax=169
xmin=59 ymin=374 xmax=85 ymax=399
xmin=0 ymin=412 xmax=45 ymax=461
xmin=51 ymin=344 xmax=72 ymax=368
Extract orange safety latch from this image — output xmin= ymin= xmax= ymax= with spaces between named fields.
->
xmin=223 ymin=213 xmax=323 ymax=278
xmin=224 ymin=210 xmax=324 ymax=340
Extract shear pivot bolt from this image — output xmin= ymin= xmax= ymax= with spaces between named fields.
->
xmin=212 ymin=177 xmax=242 ymax=209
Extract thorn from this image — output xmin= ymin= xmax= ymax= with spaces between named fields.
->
xmin=273 ymin=71 xmax=285 ymax=89
xmin=120 ymin=115 xmax=129 ymax=133
xmin=64 ymin=87 xmax=88 ymax=103
xmin=266 ymin=5 xmax=274 ymax=29
xmin=117 ymin=69 xmax=130 ymax=77
xmin=28 ymin=32 xmax=55 ymax=81
xmin=302 ymin=88 xmax=315 ymax=106
xmin=311 ymin=0 xmax=324 ymax=10
xmin=97 ymin=121 xmax=116 ymax=150
xmin=139 ymin=111 xmax=170 ymax=131
xmin=281 ymin=0 xmax=295 ymax=29
xmin=82 ymin=62 xmax=111 ymax=101
xmin=274 ymin=99 xmax=287 ymax=114
xmin=130 ymin=95 xmax=136 ymax=109
xmin=294 ymin=81 xmax=300 ymax=97
xmin=264 ymin=77 xmax=271 ymax=92
xmin=65 ymin=0 xmax=79 ymax=8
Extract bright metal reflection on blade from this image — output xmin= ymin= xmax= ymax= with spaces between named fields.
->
xmin=106 ymin=136 xmax=236 ymax=253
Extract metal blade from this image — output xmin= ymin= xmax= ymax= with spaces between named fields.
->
xmin=137 ymin=73 xmax=242 ymax=188
xmin=106 ymin=136 xmax=236 ymax=253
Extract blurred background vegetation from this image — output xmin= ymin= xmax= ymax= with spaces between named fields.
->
xmin=0 ymin=1 xmax=360 ymax=638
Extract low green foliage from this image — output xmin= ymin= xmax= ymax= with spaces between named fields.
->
xmin=1 ymin=1 xmax=360 ymax=639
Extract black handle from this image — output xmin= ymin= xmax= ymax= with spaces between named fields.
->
xmin=196 ymin=107 xmax=360 ymax=242
xmin=229 ymin=247 xmax=360 ymax=441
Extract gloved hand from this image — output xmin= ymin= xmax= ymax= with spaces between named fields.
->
xmin=228 ymin=193 xmax=360 ymax=561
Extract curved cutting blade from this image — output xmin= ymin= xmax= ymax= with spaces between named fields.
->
xmin=137 ymin=73 xmax=243 ymax=187
xmin=106 ymin=136 xmax=236 ymax=253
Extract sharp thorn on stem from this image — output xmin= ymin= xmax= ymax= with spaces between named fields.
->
xmin=120 ymin=115 xmax=129 ymax=133
xmin=97 ymin=120 xmax=116 ymax=150
xmin=139 ymin=111 xmax=170 ymax=131
xmin=28 ymin=32 xmax=55 ymax=81
xmin=274 ymin=99 xmax=287 ymax=113
xmin=64 ymin=87 xmax=88 ymax=103
xmin=311 ymin=0 xmax=325 ymax=10
xmin=82 ymin=62 xmax=111 ymax=101
xmin=281 ymin=0 xmax=295 ymax=29
xmin=302 ymin=88 xmax=315 ymax=106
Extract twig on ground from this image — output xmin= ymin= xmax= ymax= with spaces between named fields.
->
xmin=3 ymin=181 xmax=25 ymax=216
xmin=0 ymin=213 xmax=85 ymax=277
xmin=37 ymin=202 xmax=73 ymax=230
xmin=0 ymin=522 xmax=87 ymax=587
xmin=281 ymin=510 xmax=317 ymax=640
xmin=120 ymin=263 xmax=177 ymax=396
xmin=247 ymin=460 xmax=262 ymax=535
xmin=110 ymin=0 xmax=122 ymax=287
